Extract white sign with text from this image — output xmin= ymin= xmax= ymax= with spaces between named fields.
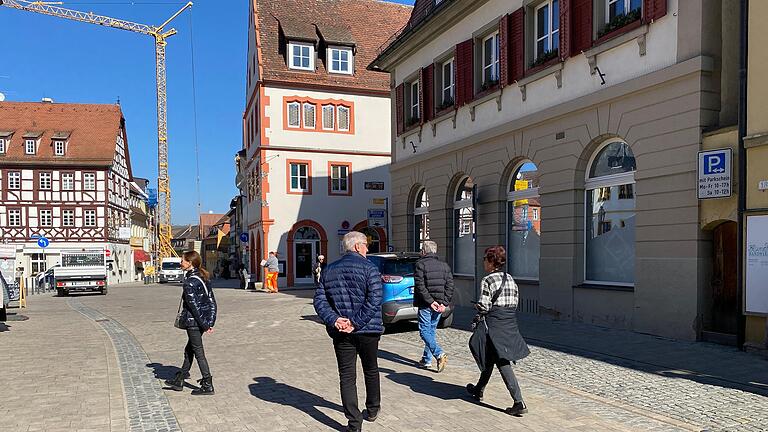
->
xmin=697 ymin=149 xmax=732 ymax=199
xmin=746 ymin=215 xmax=768 ymax=314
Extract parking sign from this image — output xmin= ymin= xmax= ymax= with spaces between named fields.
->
xmin=697 ymin=149 xmax=732 ymax=199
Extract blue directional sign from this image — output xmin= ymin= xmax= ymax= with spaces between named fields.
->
xmin=239 ymin=233 xmax=249 ymax=243
xmin=37 ymin=237 xmax=50 ymax=248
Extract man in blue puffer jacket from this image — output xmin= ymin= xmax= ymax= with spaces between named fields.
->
xmin=314 ymin=231 xmax=383 ymax=432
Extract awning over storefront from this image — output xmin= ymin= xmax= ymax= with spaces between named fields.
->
xmin=133 ymin=249 xmax=150 ymax=263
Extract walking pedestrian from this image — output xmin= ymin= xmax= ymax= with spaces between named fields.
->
xmin=313 ymin=254 xmax=326 ymax=286
xmin=263 ymin=251 xmax=279 ymax=293
xmin=313 ymin=232 xmax=383 ymax=432
xmin=165 ymin=250 xmax=218 ymax=395
xmin=467 ymin=245 xmax=530 ymax=416
xmin=413 ymin=240 xmax=454 ymax=372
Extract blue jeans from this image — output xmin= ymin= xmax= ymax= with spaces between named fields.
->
xmin=418 ymin=307 xmax=444 ymax=363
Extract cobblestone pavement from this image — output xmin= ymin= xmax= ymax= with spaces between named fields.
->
xmin=2 ymin=282 xmax=767 ymax=431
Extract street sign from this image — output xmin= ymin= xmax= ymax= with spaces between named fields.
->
xmin=240 ymin=233 xmax=249 ymax=243
xmin=759 ymin=180 xmax=768 ymax=191
xmin=364 ymin=181 xmax=385 ymax=190
xmin=118 ymin=227 xmax=131 ymax=240
xmin=105 ymin=249 xmax=112 ymax=258
xmin=697 ymin=149 xmax=732 ymax=199
xmin=387 ymin=245 xmax=394 ymax=252
xmin=37 ymin=237 xmax=50 ymax=248
xmin=371 ymin=198 xmax=387 ymax=206
xmin=337 ymin=229 xmax=350 ymax=236
xmin=367 ymin=208 xmax=387 ymax=227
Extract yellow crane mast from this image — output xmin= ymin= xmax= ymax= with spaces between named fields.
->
xmin=0 ymin=0 xmax=192 ymax=260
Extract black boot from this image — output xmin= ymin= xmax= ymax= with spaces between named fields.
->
xmin=466 ymin=383 xmax=483 ymax=401
xmin=506 ymin=401 xmax=528 ymax=417
xmin=164 ymin=371 xmax=187 ymax=391
xmin=191 ymin=377 xmax=215 ymax=395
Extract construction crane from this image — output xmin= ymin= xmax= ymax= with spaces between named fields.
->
xmin=0 ymin=0 xmax=192 ymax=260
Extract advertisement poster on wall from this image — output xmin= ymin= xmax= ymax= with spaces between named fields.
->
xmin=746 ymin=215 xmax=768 ymax=314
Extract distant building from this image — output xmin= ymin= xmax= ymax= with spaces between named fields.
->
xmin=129 ymin=177 xmax=152 ymax=280
xmin=0 ymin=101 xmax=136 ymax=284
xmin=171 ymin=224 xmax=199 ymax=255
xmin=241 ymin=0 xmax=411 ymax=286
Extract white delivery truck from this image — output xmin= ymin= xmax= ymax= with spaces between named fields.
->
xmin=54 ymin=249 xmax=108 ymax=296
xmin=158 ymin=257 xmax=184 ymax=283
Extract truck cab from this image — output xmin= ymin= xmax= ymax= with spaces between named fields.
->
xmin=158 ymin=257 xmax=184 ymax=284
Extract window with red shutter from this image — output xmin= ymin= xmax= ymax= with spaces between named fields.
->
xmin=421 ymin=64 xmax=435 ymax=121
xmin=644 ymin=0 xmax=666 ymax=21
xmin=559 ymin=0 xmax=571 ymax=60
xmin=455 ymin=39 xmax=474 ymax=107
xmin=510 ymin=8 xmax=525 ymax=81
xmin=395 ymin=83 xmax=404 ymax=135
xmin=499 ymin=14 xmax=510 ymax=86
xmin=570 ymin=0 xmax=592 ymax=55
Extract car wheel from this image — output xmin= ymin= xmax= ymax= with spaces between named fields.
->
xmin=57 ymin=287 xmax=63 ymax=297
xmin=438 ymin=313 xmax=453 ymax=329
xmin=100 ymin=288 xmax=107 ymax=295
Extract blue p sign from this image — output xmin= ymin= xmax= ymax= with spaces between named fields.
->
xmin=704 ymin=153 xmax=726 ymax=174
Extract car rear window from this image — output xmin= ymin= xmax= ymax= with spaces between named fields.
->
xmin=380 ymin=259 xmax=417 ymax=276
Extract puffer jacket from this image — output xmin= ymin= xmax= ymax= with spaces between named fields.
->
xmin=179 ymin=269 xmax=217 ymax=331
xmin=413 ymin=254 xmax=454 ymax=309
xmin=313 ymin=252 xmax=383 ymax=334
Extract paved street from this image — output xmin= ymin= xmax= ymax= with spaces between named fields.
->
xmin=1 ymin=282 xmax=767 ymax=432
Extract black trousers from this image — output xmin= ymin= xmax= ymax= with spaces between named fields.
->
xmin=332 ymin=332 xmax=381 ymax=430
xmin=476 ymin=336 xmax=523 ymax=403
xmin=181 ymin=327 xmax=211 ymax=379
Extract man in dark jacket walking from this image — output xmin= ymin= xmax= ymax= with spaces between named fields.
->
xmin=413 ymin=241 xmax=454 ymax=372
xmin=314 ymin=231 xmax=383 ymax=432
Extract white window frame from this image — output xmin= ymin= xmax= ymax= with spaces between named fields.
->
xmin=0 ymin=138 xmax=6 ymax=154
xmin=337 ymin=106 xmax=351 ymax=132
xmin=330 ymin=164 xmax=349 ymax=194
xmin=583 ymin=141 xmax=637 ymax=287
xmin=62 ymin=173 xmax=74 ymax=190
xmin=54 ymin=140 xmax=65 ymax=156
xmin=442 ymin=58 xmax=455 ymax=105
xmin=62 ymin=209 xmax=75 ymax=227
xmin=506 ymin=164 xmax=541 ymax=281
xmin=8 ymin=209 xmax=21 ymax=226
xmin=84 ymin=173 xmax=96 ymax=190
xmin=288 ymin=41 xmax=315 ymax=71
xmin=287 ymin=102 xmax=301 ymax=128
xmin=535 ymin=0 xmax=560 ymax=60
xmin=39 ymin=172 xmax=52 ymax=190
xmin=84 ymin=209 xmax=97 ymax=227
xmin=303 ymin=103 xmax=316 ymax=129
xmin=482 ymin=32 xmax=500 ymax=84
xmin=414 ymin=187 xmax=430 ymax=251
xmin=25 ymin=139 xmax=36 ymax=155
xmin=40 ymin=209 xmax=53 ymax=227
xmin=289 ymin=162 xmax=310 ymax=193
xmin=8 ymin=171 xmax=21 ymax=189
xmin=533 ymin=208 xmax=539 ymax=220
xmin=453 ymin=178 xmax=475 ymax=277
xmin=321 ymin=105 xmax=335 ymax=130
xmin=410 ymin=80 xmax=420 ymax=121
xmin=606 ymin=0 xmax=640 ymax=23
xmin=327 ymin=46 xmax=353 ymax=75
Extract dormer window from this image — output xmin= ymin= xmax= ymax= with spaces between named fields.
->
xmin=54 ymin=140 xmax=66 ymax=156
xmin=328 ymin=47 xmax=353 ymax=74
xmin=288 ymin=41 xmax=314 ymax=71
xmin=25 ymin=139 xmax=37 ymax=155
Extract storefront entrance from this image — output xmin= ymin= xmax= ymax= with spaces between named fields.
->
xmin=704 ymin=221 xmax=738 ymax=344
xmin=294 ymin=226 xmax=320 ymax=284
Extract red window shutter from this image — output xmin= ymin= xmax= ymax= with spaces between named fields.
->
xmin=559 ymin=0 xmax=571 ymax=60
xmin=499 ymin=14 xmax=510 ymax=86
xmin=571 ymin=0 xmax=592 ymax=56
xmin=395 ymin=83 xmax=404 ymax=135
xmin=510 ymin=8 xmax=525 ymax=82
xmin=421 ymin=64 xmax=435 ymax=121
xmin=645 ymin=0 xmax=667 ymax=21
xmin=455 ymin=39 xmax=474 ymax=107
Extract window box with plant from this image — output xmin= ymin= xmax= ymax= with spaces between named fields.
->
xmin=597 ymin=7 xmax=641 ymax=40
xmin=436 ymin=96 xmax=455 ymax=113
xmin=530 ymin=49 xmax=559 ymax=69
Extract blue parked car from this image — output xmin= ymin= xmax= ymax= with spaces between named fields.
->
xmin=367 ymin=253 xmax=453 ymax=328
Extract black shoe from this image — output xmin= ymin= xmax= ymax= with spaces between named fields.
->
xmin=191 ymin=377 xmax=215 ymax=395
xmin=364 ymin=408 xmax=379 ymax=422
xmin=164 ymin=371 xmax=186 ymax=391
xmin=466 ymin=383 xmax=483 ymax=401
xmin=506 ymin=401 xmax=528 ymax=417
xmin=346 ymin=426 xmax=361 ymax=432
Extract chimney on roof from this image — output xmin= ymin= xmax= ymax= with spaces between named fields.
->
xmin=41 ymin=97 xmax=54 ymax=103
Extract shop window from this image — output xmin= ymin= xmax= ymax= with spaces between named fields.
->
xmin=31 ymin=253 xmax=47 ymax=275
xmin=453 ymin=177 xmax=475 ymax=275
xmin=413 ymin=187 xmax=430 ymax=252
xmin=585 ymin=141 xmax=636 ymax=284
xmin=507 ymin=162 xmax=541 ymax=280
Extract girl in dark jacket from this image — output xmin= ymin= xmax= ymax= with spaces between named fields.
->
xmin=467 ymin=246 xmax=530 ymax=416
xmin=165 ymin=251 xmax=217 ymax=395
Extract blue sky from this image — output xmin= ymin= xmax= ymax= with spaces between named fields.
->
xmin=0 ymin=0 xmax=414 ymax=224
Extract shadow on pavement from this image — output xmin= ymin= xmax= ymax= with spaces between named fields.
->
xmin=0 ymin=322 xmax=10 ymax=332
xmin=249 ymin=377 xmax=345 ymax=431
xmin=146 ymin=363 xmax=200 ymax=391
xmin=300 ymin=315 xmax=324 ymax=325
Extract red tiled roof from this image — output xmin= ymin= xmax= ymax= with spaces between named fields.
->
xmin=0 ymin=101 xmax=124 ymax=166
xmin=199 ymin=213 xmax=225 ymax=238
xmin=254 ymin=0 xmax=412 ymax=93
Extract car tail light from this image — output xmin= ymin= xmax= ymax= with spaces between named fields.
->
xmin=97 ymin=281 xmax=105 ymax=286
xmin=381 ymin=275 xmax=403 ymax=283
xmin=56 ymin=282 xmax=64 ymax=287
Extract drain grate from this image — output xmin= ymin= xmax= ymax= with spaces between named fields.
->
xmin=95 ymin=319 xmax=110 ymax=323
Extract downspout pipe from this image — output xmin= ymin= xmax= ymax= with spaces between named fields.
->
xmin=736 ymin=0 xmax=748 ymax=351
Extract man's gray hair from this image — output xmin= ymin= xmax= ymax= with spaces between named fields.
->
xmin=343 ymin=231 xmax=368 ymax=252
xmin=422 ymin=240 xmax=438 ymax=254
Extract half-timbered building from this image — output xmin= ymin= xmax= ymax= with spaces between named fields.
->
xmin=0 ymin=101 xmax=136 ymax=284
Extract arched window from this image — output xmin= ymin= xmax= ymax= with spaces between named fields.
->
xmin=414 ymin=187 xmax=430 ymax=251
xmin=294 ymin=226 xmax=320 ymax=240
xmin=507 ymin=162 xmax=540 ymax=280
xmin=360 ymin=227 xmax=381 ymax=254
xmin=453 ymin=177 xmax=475 ymax=275
xmin=585 ymin=141 xmax=636 ymax=284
